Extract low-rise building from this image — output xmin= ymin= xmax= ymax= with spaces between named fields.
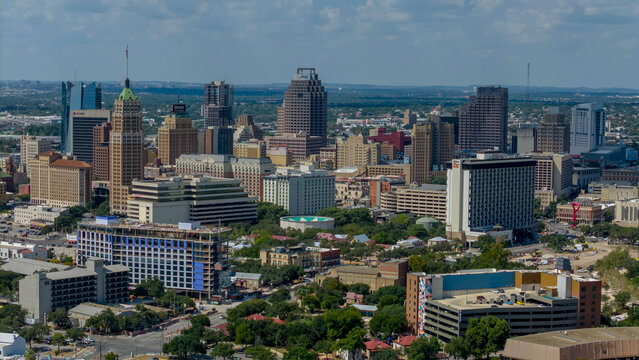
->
xmin=0 ymin=242 xmax=48 ymax=260
xmin=503 ymin=327 xmax=639 ymax=360
xmin=385 ymin=184 xmax=447 ymax=222
xmin=260 ymin=245 xmax=340 ymax=271
xmin=602 ymin=166 xmax=639 ymax=185
xmin=406 ymin=270 xmax=601 ymax=342
xmin=0 ymin=333 xmax=26 ymax=358
xmin=13 ymin=205 xmax=69 ymax=226
xmin=19 ymin=258 xmax=129 ymax=321
xmin=232 ymin=272 xmax=262 ymax=290
xmin=556 ymin=202 xmax=603 ymax=225
xmin=573 ymin=167 xmax=601 ymax=189
xmin=589 ymin=182 xmax=639 ymax=201
xmin=615 ymin=198 xmax=639 ymax=227
xmin=315 ymin=260 xmax=408 ymax=291
xmin=280 ymin=216 xmax=335 ymax=232
xmin=69 ymin=303 xmax=135 ymax=328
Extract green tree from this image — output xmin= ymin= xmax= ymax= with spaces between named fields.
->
xmin=257 ymin=202 xmax=289 ymax=222
xmin=25 ymin=349 xmax=36 ymax=360
xmin=190 ymin=314 xmax=211 ymax=328
xmin=234 ymin=322 xmax=255 ymax=344
xmin=474 ymin=235 xmax=495 ymax=250
xmin=302 ymin=295 xmax=321 ymax=312
xmin=333 ymin=328 xmax=366 ymax=352
xmin=19 ymin=323 xmax=50 ymax=349
xmin=51 ymin=333 xmax=66 ymax=352
xmin=85 ymin=309 xmax=120 ymax=334
xmin=406 ymin=337 xmax=440 ymax=360
xmin=324 ymin=307 xmax=362 ymax=340
xmin=367 ymin=286 xmax=406 ymax=305
xmin=246 ymin=346 xmax=276 ymax=360
xmin=211 ymin=342 xmax=235 ymax=360
xmin=93 ymin=198 xmax=110 ymax=216
xmin=444 ymin=337 xmax=470 ymax=360
xmin=0 ymin=304 xmax=26 ymax=332
xmin=284 ymin=346 xmax=318 ymax=360
xmin=134 ymin=277 xmax=165 ymax=298
xmin=104 ymin=352 xmax=117 ymax=360
xmin=371 ymin=349 xmax=398 ymax=360
xmin=465 ymin=316 xmax=510 ymax=359
xmin=65 ymin=327 xmax=84 ymax=344
xmin=314 ymin=340 xmax=332 ymax=355
xmin=346 ymin=283 xmax=370 ymax=295
xmin=48 ymin=307 xmax=70 ymax=328
xmin=162 ymin=334 xmax=206 ymax=360
xmin=615 ymin=291 xmax=631 ymax=312
xmin=369 ymin=304 xmax=406 ymax=338
xmin=269 ymin=287 xmax=291 ymax=304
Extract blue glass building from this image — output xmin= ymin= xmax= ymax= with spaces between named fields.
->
xmin=60 ymin=82 xmax=102 ymax=154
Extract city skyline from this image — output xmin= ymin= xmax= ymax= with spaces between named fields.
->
xmin=3 ymin=1 xmax=639 ymax=88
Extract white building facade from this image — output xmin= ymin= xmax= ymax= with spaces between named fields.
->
xmin=263 ymin=165 xmax=335 ymax=215
xmin=13 ymin=205 xmax=69 ymax=225
xmin=570 ymin=103 xmax=606 ymax=155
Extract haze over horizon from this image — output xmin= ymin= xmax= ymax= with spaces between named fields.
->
xmin=2 ymin=0 xmax=639 ymax=88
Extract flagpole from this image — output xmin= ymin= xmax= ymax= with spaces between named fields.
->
xmin=126 ymin=44 xmax=129 ymax=78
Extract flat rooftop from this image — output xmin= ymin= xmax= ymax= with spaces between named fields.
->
xmin=433 ymin=287 xmax=564 ymax=310
xmin=78 ymin=220 xmax=231 ymax=235
xmin=1 ymin=258 xmax=70 ymax=275
xmin=506 ymin=327 xmax=639 ymax=348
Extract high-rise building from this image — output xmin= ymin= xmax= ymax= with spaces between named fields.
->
xmin=459 ymin=86 xmax=508 ymax=152
xmin=570 ymin=103 xmax=605 ymax=155
xmin=266 ymin=134 xmax=323 ymax=161
xmin=61 ymin=82 xmax=102 ymax=154
xmin=277 ymin=68 xmax=328 ymax=145
xmin=403 ymin=110 xmax=417 ymax=125
xmin=231 ymin=158 xmax=276 ymax=201
xmin=20 ymin=136 xmax=51 ymax=178
xmin=336 ymin=135 xmax=380 ymax=169
xmin=234 ymin=115 xmax=263 ymax=143
xmin=109 ymin=79 xmax=144 ymax=214
xmin=537 ymin=107 xmax=569 ymax=153
xmin=263 ymin=165 xmax=335 ymax=215
xmin=30 ymin=151 xmax=92 ymax=207
xmin=69 ymin=109 xmax=111 ymax=163
xmin=205 ymin=127 xmax=233 ymax=155
xmin=203 ymin=81 xmax=234 ymax=127
xmin=127 ymin=175 xmax=257 ymax=225
xmin=410 ymin=120 xmax=455 ymax=184
xmin=158 ymin=104 xmax=198 ymax=165
xmin=515 ymin=125 xmax=537 ymax=154
xmin=446 ymin=152 xmax=535 ymax=244
xmin=92 ymin=122 xmax=111 ymax=181
xmin=77 ymin=217 xmax=232 ymax=297
xmin=530 ymin=153 xmax=573 ymax=206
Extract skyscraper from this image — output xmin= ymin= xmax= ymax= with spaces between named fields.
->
xmin=60 ymin=82 xmax=102 ymax=154
xmin=203 ymin=81 xmax=234 ymax=127
xmin=92 ymin=122 xmax=111 ymax=181
xmin=459 ymin=86 xmax=508 ymax=152
xmin=410 ymin=119 xmax=455 ymax=184
xmin=69 ymin=109 xmax=111 ymax=163
xmin=158 ymin=104 xmax=198 ymax=165
xmin=276 ymin=68 xmax=327 ymax=145
xmin=109 ymin=79 xmax=143 ymax=214
xmin=205 ymin=127 xmax=234 ymax=155
xmin=537 ymin=107 xmax=570 ymax=153
xmin=570 ymin=103 xmax=605 ymax=155
xmin=20 ymin=136 xmax=51 ymax=178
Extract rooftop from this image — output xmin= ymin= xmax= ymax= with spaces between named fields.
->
xmin=1 ymin=258 xmax=70 ymax=275
xmin=234 ymin=272 xmax=262 ymax=281
xmin=79 ymin=219 xmax=231 ymax=235
xmin=281 ymin=216 xmax=334 ymax=223
xmin=505 ymin=327 xmax=639 ymax=348
xmin=432 ymin=287 xmax=572 ymax=311
xmin=332 ymin=265 xmax=380 ymax=276
xmin=51 ymin=158 xmax=92 ymax=169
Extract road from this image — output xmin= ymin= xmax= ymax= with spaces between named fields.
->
xmin=82 ymin=304 xmax=237 ymax=359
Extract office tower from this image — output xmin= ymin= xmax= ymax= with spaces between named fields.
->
xmin=61 ymin=82 xmax=102 ymax=154
xmin=109 ymin=79 xmax=144 ymax=214
xmin=127 ymin=175 xmax=257 ymax=225
xmin=77 ymin=217 xmax=232 ymax=296
xmin=92 ymin=122 xmax=111 ymax=181
xmin=446 ymin=152 xmax=535 ymax=244
xmin=570 ymin=103 xmax=606 ymax=155
xmin=530 ymin=153 xmax=573 ymax=206
xmin=68 ymin=109 xmax=111 ymax=163
xmin=234 ymin=115 xmax=263 ymax=143
xmin=265 ymin=134 xmax=323 ymax=161
xmin=537 ymin=107 xmax=569 ymax=153
xmin=203 ymin=81 xmax=234 ymax=127
xmin=459 ymin=86 xmax=508 ymax=152
xmin=263 ymin=165 xmax=335 ymax=215
xmin=515 ymin=124 xmax=537 ymax=154
xmin=205 ymin=127 xmax=233 ymax=155
xmin=336 ymin=135 xmax=381 ymax=168
xmin=30 ymin=151 xmax=92 ymax=207
xmin=277 ymin=68 xmax=328 ymax=145
xmin=403 ymin=110 xmax=417 ymax=125
xmin=20 ymin=136 xmax=51 ymax=178
xmin=436 ymin=111 xmax=460 ymax=145
xmin=158 ymin=104 xmax=198 ymax=165
xmin=233 ymin=140 xmax=267 ymax=159
xmin=410 ymin=119 xmax=455 ymax=183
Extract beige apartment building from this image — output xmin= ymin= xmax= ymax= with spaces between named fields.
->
xmin=410 ymin=120 xmax=455 ymax=184
xmin=530 ymin=153 xmax=573 ymax=206
xmin=336 ymin=135 xmax=380 ymax=168
xmin=234 ymin=140 xmax=267 ymax=159
xmin=30 ymin=151 xmax=92 ymax=207
xmin=109 ymin=79 xmax=144 ymax=214
xmin=380 ymin=184 xmax=447 ymax=221
xmin=537 ymin=107 xmax=570 ymax=153
xmin=157 ymin=105 xmax=198 ymax=165
xmin=20 ymin=136 xmax=51 ymax=178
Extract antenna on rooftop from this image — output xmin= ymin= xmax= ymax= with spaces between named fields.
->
xmin=125 ymin=44 xmax=129 ymax=78
xmin=526 ymin=62 xmax=530 ymax=121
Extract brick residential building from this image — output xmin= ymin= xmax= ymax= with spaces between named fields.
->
xmin=30 ymin=151 xmax=92 ymax=207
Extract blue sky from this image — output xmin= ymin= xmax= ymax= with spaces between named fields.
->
xmin=2 ymin=0 xmax=639 ymax=87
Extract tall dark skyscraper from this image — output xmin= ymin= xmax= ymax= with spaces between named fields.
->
xmin=458 ymin=86 xmax=508 ymax=152
xmin=203 ymin=81 xmax=234 ymax=127
xmin=60 ymin=82 xmax=102 ymax=154
xmin=276 ymin=68 xmax=328 ymax=145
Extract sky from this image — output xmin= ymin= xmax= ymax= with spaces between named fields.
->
xmin=2 ymin=0 xmax=639 ymax=88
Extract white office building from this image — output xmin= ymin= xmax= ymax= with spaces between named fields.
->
xmin=13 ymin=205 xmax=69 ymax=225
xmin=263 ymin=165 xmax=335 ymax=216
xmin=570 ymin=103 xmax=606 ymax=155
xmin=446 ymin=152 xmax=536 ymax=245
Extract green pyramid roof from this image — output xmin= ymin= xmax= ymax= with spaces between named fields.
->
xmin=118 ymin=78 xmax=138 ymax=101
